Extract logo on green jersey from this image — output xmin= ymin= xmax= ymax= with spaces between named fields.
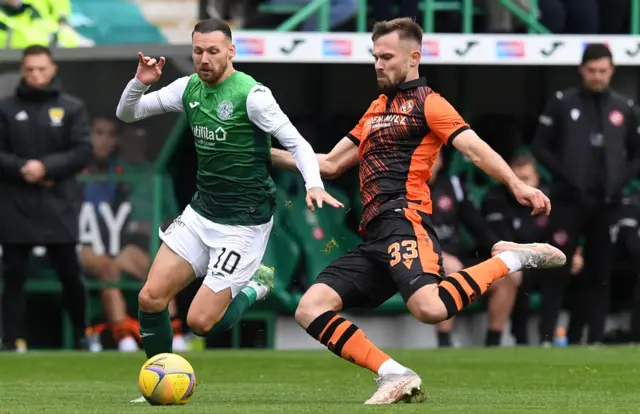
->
xmin=192 ymin=125 xmax=227 ymax=145
xmin=217 ymin=100 xmax=234 ymax=121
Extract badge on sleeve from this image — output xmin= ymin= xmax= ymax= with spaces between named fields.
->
xmin=48 ymin=107 xmax=65 ymax=126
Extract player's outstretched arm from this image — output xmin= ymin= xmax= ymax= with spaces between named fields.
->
xmin=246 ymin=85 xmax=343 ymax=210
xmin=453 ymin=130 xmax=550 ymax=216
xmin=271 ymin=136 xmax=359 ymax=179
xmin=424 ymin=92 xmax=550 ymax=216
xmin=116 ymin=53 xmax=188 ymax=123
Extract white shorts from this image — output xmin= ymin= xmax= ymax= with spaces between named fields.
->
xmin=159 ymin=205 xmax=273 ymax=298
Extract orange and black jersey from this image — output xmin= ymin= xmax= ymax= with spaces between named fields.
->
xmin=347 ymin=77 xmax=469 ymax=233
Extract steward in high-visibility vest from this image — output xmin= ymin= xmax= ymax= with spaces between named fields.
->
xmin=29 ymin=0 xmax=79 ymax=47
xmin=0 ymin=0 xmax=50 ymax=49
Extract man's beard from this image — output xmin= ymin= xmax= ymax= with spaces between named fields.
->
xmin=376 ymin=71 xmax=407 ymax=92
xmin=198 ymin=61 xmax=227 ymax=85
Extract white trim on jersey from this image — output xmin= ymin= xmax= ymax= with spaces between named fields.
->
xmin=116 ymin=76 xmax=188 ymax=122
xmin=246 ymin=84 xmax=324 ymax=191
xmin=116 ymin=75 xmax=324 ymax=191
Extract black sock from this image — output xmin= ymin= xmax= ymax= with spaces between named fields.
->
xmin=485 ymin=330 xmax=502 ymax=346
xmin=437 ymin=332 xmax=452 ymax=347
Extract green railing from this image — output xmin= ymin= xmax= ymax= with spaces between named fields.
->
xmin=150 ymin=114 xmax=189 ymax=260
xmin=275 ymin=0 xmax=330 ymax=32
xmin=275 ymin=0 xmax=640 ymax=35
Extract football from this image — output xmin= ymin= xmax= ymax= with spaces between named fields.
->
xmin=138 ymin=353 xmax=197 ymax=405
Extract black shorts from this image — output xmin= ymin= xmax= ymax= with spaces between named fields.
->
xmin=314 ymin=208 xmax=445 ymax=309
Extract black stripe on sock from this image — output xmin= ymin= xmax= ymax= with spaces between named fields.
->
xmin=306 ymin=310 xmax=336 ymax=340
xmin=459 ymin=270 xmax=482 ymax=297
xmin=438 ymin=286 xmax=458 ymax=317
xmin=446 ymin=276 xmax=469 ymax=308
xmin=320 ymin=317 xmax=346 ymax=346
xmin=333 ymin=323 xmax=358 ymax=356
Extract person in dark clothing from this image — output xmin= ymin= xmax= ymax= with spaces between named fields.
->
xmin=605 ymin=189 xmax=640 ymax=343
xmin=371 ymin=0 xmax=419 ymax=23
xmin=0 ymin=45 xmax=92 ymax=351
xmin=532 ymin=43 xmax=640 ymax=346
xmin=538 ymin=0 xmax=599 ymax=34
xmin=482 ymin=153 xmax=584 ymax=345
xmin=429 ymin=152 xmax=517 ymax=348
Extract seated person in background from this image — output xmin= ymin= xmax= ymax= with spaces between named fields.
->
xmin=265 ymin=0 xmax=357 ymax=31
xmin=482 ymin=153 xmax=583 ymax=345
xmin=118 ymin=124 xmax=187 ymax=350
xmin=371 ymin=0 xmax=419 ymax=24
xmin=605 ymin=186 xmax=640 ymax=343
xmin=80 ymin=117 xmax=186 ymax=352
xmin=430 ymin=152 xmax=515 ymax=347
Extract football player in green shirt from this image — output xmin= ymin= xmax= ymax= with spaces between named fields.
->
xmin=116 ymin=18 xmax=342 ymax=403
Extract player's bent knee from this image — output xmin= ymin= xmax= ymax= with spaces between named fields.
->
xmin=295 ymin=283 xmax=342 ymax=328
xmin=412 ymin=302 xmax=448 ymax=324
xmin=406 ymin=285 xmax=448 ymax=324
xmin=186 ymin=312 xmax=220 ymax=336
xmin=138 ymin=283 xmax=170 ymax=313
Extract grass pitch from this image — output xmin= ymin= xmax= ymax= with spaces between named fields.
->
xmin=1 ymin=346 xmax=639 ymax=413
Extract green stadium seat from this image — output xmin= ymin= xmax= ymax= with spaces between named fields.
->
xmin=277 ymin=172 xmax=361 ymax=286
xmin=261 ymin=198 xmax=303 ymax=312
xmin=374 ymin=293 xmax=406 ymax=312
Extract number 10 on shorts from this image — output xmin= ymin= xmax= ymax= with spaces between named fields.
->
xmin=213 ymin=247 xmax=241 ymax=275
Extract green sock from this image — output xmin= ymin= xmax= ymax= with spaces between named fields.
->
xmin=138 ymin=307 xmax=173 ymax=358
xmin=208 ymin=287 xmax=257 ymax=337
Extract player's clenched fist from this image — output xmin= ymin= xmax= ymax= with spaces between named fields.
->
xmin=136 ymin=52 xmax=166 ymax=86
xmin=306 ymin=187 xmax=344 ymax=212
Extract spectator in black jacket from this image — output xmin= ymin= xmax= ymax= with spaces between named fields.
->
xmin=429 ymin=153 xmax=517 ymax=347
xmin=605 ymin=189 xmax=640 ymax=343
xmin=532 ymin=43 xmax=640 ymax=346
xmin=0 ymin=45 xmax=92 ymax=351
xmin=482 ymin=153 xmax=584 ymax=345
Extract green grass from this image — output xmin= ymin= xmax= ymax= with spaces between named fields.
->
xmin=1 ymin=347 xmax=639 ymax=413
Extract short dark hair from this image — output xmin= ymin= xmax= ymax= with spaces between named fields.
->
xmin=371 ymin=17 xmax=423 ymax=44
xmin=22 ymin=44 xmax=52 ymax=61
xmin=509 ymin=153 xmax=536 ymax=168
xmin=192 ymin=18 xmax=232 ymax=40
xmin=581 ymin=43 xmax=613 ymax=65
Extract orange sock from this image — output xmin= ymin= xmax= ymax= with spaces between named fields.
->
xmin=438 ymin=257 xmax=509 ymax=318
xmin=111 ymin=320 xmax=132 ymax=342
xmin=171 ymin=317 xmax=183 ymax=336
xmin=306 ymin=311 xmax=390 ymax=374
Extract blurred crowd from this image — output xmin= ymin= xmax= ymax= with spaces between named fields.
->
xmin=0 ymin=0 xmax=79 ymax=48
xmin=209 ymin=0 xmax=633 ymax=34
xmin=0 ymin=0 xmax=630 ymax=51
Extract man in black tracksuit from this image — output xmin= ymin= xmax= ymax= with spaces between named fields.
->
xmin=429 ymin=153 xmax=514 ymax=347
xmin=532 ymin=43 xmax=640 ymax=345
xmin=0 ymin=45 xmax=92 ymax=351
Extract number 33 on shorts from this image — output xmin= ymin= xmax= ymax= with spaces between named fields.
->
xmin=388 ymin=240 xmax=418 ymax=269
